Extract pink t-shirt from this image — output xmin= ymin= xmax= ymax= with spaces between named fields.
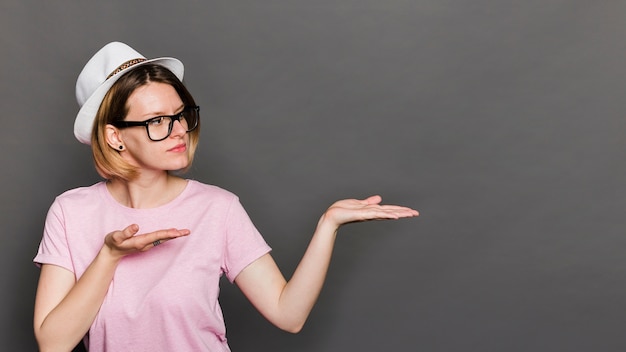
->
xmin=34 ymin=180 xmax=271 ymax=352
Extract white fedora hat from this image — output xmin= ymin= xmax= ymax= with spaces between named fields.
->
xmin=74 ymin=41 xmax=184 ymax=144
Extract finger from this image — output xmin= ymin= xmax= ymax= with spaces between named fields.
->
xmin=377 ymin=204 xmax=419 ymax=213
xmin=362 ymin=195 xmax=382 ymax=205
xmin=110 ymin=224 xmax=139 ymax=243
xmin=363 ymin=206 xmax=419 ymax=220
xmin=142 ymin=228 xmax=190 ymax=249
xmin=123 ymin=224 xmax=140 ymax=237
xmin=380 ymin=206 xmax=419 ymax=217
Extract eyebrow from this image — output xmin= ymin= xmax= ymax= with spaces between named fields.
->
xmin=142 ymin=104 xmax=186 ymax=119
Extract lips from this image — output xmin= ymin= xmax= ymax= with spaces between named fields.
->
xmin=168 ymin=143 xmax=187 ymax=152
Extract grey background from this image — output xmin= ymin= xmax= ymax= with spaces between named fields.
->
xmin=2 ymin=1 xmax=626 ymax=351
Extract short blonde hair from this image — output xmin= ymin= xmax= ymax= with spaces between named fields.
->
xmin=91 ymin=64 xmax=200 ymax=181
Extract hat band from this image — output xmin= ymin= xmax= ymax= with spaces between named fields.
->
xmin=106 ymin=58 xmax=147 ymax=79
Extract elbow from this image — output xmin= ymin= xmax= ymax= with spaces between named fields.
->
xmin=284 ymin=326 xmax=303 ymax=334
xmin=34 ymin=337 xmax=52 ymax=352
xmin=276 ymin=319 xmax=305 ymax=334
xmin=264 ymin=306 xmax=310 ymax=333
xmin=34 ymin=328 xmax=47 ymax=352
xmin=282 ymin=326 xmax=304 ymax=334
xmin=36 ymin=340 xmax=77 ymax=352
xmin=37 ymin=345 xmax=54 ymax=352
xmin=267 ymin=313 xmax=306 ymax=334
xmin=34 ymin=329 xmax=79 ymax=352
xmin=34 ymin=336 xmax=56 ymax=352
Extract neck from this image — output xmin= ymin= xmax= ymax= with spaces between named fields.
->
xmin=106 ymin=172 xmax=187 ymax=209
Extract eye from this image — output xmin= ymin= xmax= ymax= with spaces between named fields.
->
xmin=148 ymin=116 xmax=166 ymax=126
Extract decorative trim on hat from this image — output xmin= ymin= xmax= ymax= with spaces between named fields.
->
xmin=106 ymin=58 xmax=147 ymax=79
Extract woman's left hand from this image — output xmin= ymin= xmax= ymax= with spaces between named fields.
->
xmin=235 ymin=194 xmax=418 ymax=333
xmin=320 ymin=195 xmax=419 ymax=229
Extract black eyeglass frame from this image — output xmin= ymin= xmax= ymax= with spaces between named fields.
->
xmin=111 ymin=106 xmax=200 ymax=141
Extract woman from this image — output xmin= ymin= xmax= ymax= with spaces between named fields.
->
xmin=33 ymin=42 xmax=419 ymax=352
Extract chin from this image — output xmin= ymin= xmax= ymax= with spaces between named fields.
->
xmin=170 ymin=160 xmax=190 ymax=171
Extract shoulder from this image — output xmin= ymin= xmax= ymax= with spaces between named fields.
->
xmin=185 ymin=180 xmax=239 ymax=203
xmin=180 ymin=180 xmax=252 ymax=220
xmin=53 ymin=182 xmax=106 ymax=205
xmin=45 ymin=182 xmax=107 ymax=220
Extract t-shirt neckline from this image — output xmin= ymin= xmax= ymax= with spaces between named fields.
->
xmin=99 ymin=179 xmax=195 ymax=213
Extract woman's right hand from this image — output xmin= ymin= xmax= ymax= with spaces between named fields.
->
xmin=103 ymin=224 xmax=190 ymax=259
xmin=34 ymin=224 xmax=189 ymax=351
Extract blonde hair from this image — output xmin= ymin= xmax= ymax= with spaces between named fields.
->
xmin=90 ymin=64 xmax=200 ymax=181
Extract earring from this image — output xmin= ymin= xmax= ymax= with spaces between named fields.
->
xmin=118 ymin=145 xmax=124 ymax=150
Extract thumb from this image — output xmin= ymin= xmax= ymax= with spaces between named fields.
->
xmin=120 ymin=224 xmax=139 ymax=240
xmin=363 ymin=195 xmax=382 ymax=205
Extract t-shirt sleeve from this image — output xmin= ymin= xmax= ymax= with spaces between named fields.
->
xmin=222 ymin=197 xmax=271 ymax=283
xmin=33 ymin=198 xmax=75 ymax=273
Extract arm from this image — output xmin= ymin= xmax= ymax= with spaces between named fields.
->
xmin=235 ymin=195 xmax=418 ymax=333
xmin=33 ymin=225 xmax=190 ymax=352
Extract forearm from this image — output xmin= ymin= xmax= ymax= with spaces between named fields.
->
xmin=36 ymin=247 xmax=120 ymax=351
xmin=239 ymin=196 xmax=418 ymax=333
xmin=276 ymin=216 xmax=339 ymax=332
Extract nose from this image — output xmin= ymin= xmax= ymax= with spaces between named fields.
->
xmin=170 ymin=119 xmax=187 ymax=137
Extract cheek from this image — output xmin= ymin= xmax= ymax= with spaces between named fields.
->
xmin=119 ymin=130 xmax=143 ymax=148
xmin=120 ymin=132 xmax=154 ymax=153
xmin=136 ymin=145 xmax=165 ymax=161
xmin=120 ymin=140 xmax=162 ymax=165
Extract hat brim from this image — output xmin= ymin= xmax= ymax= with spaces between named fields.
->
xmin=74 ymin=57 xmax=184 ymax=145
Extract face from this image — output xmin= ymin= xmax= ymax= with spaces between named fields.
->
xmin=108 ymin=82 xmax=191 ymax=174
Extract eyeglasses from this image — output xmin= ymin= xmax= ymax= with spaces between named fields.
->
xmin=111 ymin=106 xmax=200 ymax=141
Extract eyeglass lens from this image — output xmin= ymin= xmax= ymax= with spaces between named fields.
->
xmin=147 ymin=107 xmax=198 ymax=141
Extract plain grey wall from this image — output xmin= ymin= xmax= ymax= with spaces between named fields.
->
xmin=3 ymin=1 xmax=626 ymax=351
